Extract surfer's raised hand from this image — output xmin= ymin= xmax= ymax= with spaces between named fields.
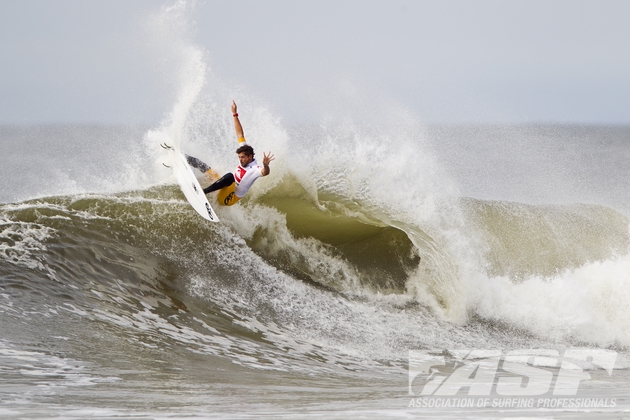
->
xmin=262 ymin=152 xmax=275 ymax=165
xmin=231 ymin=100 xmax=244 ymax=139
xmin=262 ymin=151 xmax=274 ymax=176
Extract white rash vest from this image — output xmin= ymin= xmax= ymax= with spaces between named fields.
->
xmin=233 ymin=158 xmax=263 ymax=198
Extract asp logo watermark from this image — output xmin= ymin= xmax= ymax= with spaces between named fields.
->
xmin=409 ymin=348 xmax=617 ymax=397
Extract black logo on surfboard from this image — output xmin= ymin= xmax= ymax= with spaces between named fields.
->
xmin=205 ymin=203 xmax=214 ymax=220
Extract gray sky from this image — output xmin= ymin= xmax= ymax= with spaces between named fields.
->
xmin=1 ymin=0 xmax=629 ymax=125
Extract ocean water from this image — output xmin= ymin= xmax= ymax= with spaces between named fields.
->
xmin=3 ymin=125 xmax=630 ymax=419
xmin=3 ymin=3 xmax=630 ymax=420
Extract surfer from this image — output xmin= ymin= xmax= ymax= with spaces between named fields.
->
xmin=187 ymin=101 xmax=274 ymax=206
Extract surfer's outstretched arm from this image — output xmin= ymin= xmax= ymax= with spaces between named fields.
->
xmin=261 ymin=151 xmax=274 ymax=176
xmin=232 ymin=100 xmax=245 ymax=143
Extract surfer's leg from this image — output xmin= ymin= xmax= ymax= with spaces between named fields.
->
xmin=217 ymin=183 xmax=240 ymax=206
xmin=186 ymin=155 xmax=211 ymax=173
xmin=203 ymin=173 xmax=235 ymax=194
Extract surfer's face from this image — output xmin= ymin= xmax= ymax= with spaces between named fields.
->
xmin=238 ymin=152 xmax=254 ymax=167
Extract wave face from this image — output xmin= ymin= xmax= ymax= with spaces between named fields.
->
xmin=2 ymin=1 xmax=630 ymax=417
xmin=3 ymin=180 xmax=629 ymax=360
xmin=2 ymin=168 xmax=630 ymax=416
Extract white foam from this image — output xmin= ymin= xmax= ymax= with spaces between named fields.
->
xmin=468 ymin=253 xmax=630 ymax=346
xmin=0 ymin=217 xmax=57 ymax=279
xmin=0 ymin=344 xmax=114 ymax=389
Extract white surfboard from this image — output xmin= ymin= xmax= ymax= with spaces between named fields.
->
xmin=162 ymin=144 xmax=219 ymax=222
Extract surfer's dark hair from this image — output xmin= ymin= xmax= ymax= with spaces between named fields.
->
xmin=236 ymin=144 xmax=254 ymax=157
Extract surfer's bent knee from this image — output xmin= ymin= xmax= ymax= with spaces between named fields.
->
xmin=203 ymin=173 xmax=235 ymax=194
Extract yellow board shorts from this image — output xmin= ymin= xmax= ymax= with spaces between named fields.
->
xmin=216 ymin=183 xmax=240 ymax=206
xmin=205 ymin=168 xmax=240 ymax=206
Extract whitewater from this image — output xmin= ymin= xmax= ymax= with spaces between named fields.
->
xmin=2 ymin=2 xmax=630 ymax=419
